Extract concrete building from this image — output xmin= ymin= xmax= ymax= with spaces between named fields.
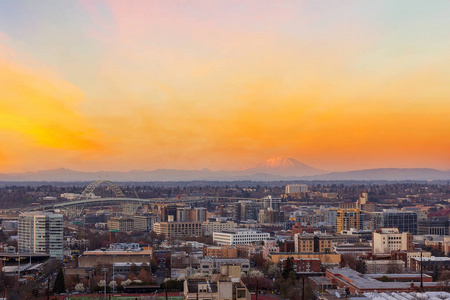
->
xmin=410 ymin=256 xmax=450 ymax=274
xmin=202 ymin=220 xmax=237 ymax=236
xmin=424 ymin=236 xmax=450 ymax=255
xmin=153 ymin=222 xmax=202 ymax=238
xmin=261 ymin=195 xmax=282 ymax=211
xmin=203 ymin=246 xmax=238 ymax=258
xmin=294 ymin=234 xmax=314 ymax=253
xmin=326 ymin=268 xmax=435 ymax=294
xmin=372 ymin=228 xmax=413 ymax=254
xmin=133 ymin=214 xmax=161 ymax=232
xmin=233 ymin=201 xmax=260 ymax=222
xmin=78 ymin=247 xmax=152 ymax=269
xmin=392 ymin=251 xmax=432 ymax=269
xmin=340 ymin=228 xmax=373 ymax=241
xmin=18 ymin=212 xmax=63 ymax=259
xmin=365 ymin=260 xmax=405 ymax=274
xmin=372 ymin=209 xmax=418 ymax=234
xmin=294 ymin=233 xmax=333 ymax=253
xmin=262 ymin=240 xmax=280 ymax=260
xmin=108 ymin=217 xmax=134 ymax=232
xmin=199 ymin=257 xmax=250 ymax=275
xmin=258 ymin=208 xmax=284 ymax=224
xmin=326 ymin=209 xmax=338 ymax=228
xmin=333 ymin=242 xmax=372 ymax=255
xmin=184 ymin=265 xmax=250 ymax=300
xmin=213 ymin=229 xmax=270 ymax=246
xmin=285 ymin=184 xmax=308 ymax=194
xmin=418 ymin=218 xmax=449 ymax=235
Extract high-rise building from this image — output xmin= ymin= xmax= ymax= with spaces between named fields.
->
xmin=372 ymin=209 xmax=418 ymax=234
xmin=262 ymin=196 xmax=281 ymax=211
xmin=133 ymin=214 xmax=162 ymax=232
xmin=233 ymin=201 xmax=259 ymax=222
xmin=285 ymin=184 xmax=308 ymax=194
xmin=18 ymin=212 xmax=63 ymax=259
xmin=336 ymin=209 xmax=363 ymax=233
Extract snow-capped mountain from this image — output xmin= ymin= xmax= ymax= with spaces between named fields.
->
xmin=242 ymin=157 xmax=325 ymax=177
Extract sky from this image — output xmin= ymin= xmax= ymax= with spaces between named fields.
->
xmin=0 ymin=0 xmax=449 ymax=173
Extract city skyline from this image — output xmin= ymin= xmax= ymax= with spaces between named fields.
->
xmin=0 ymin=1 xmax=449 ymax=173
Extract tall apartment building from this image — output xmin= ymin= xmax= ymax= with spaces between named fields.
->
xmin=233 ymin=201 xmax=259 ymax=222
xmin=133 ymin=214 xmax=162 ymax=232
xmin=161 ymin=205 xmax=206 ymax=223
xmin=213 ymin=229 xmax=270 ymax=246
xmin=372 ymin=228 xmax=413 ymax=254
xmin=285 ymin=184 xmax=308 ymax=194
xmin=153 ymin=222 xmax=202 ymax=238
xmin=372 ymin=209 xmax=418 ymax=234
xmin=18 ymin=212 xmax=63 ymax=259
xmin=336 ymin=209 xmax=363 ymax=233
xmin=262 ymin=196 xmax=282 ymax=211
xmin=258 ymin=209 xmax=284 ymax=224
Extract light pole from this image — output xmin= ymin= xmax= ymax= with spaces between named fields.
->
xmin=112 ymin=255 xmax=116 ymax=293
xmin=102 ymin=267 xmax=108 ymax=300
xmin=17 ymin=253 xmax=21 ymax=284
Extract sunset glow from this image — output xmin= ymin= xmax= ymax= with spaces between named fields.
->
xmin=0 ymin=1 xmax=449 ymax=172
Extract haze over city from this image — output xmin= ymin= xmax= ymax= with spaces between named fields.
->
xmin=0 ymin=1 xmax=449 ymax=174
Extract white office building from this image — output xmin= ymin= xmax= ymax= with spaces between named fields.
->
xmin=213 ymin=229 xmax=270 ymax=246
xmin=285 ymin=184 xmax=308 ymax=194
xmin=18 ymin=212 xmax=63 ymax=259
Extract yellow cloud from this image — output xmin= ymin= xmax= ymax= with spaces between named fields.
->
xmin=0 ymin=43 xmax=109 ymax=171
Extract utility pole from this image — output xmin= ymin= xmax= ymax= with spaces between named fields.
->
xmin=256 ymin=279 xmax=259 ymax=300
xmin=47 ymin=277 xmax=50 ymax=300
xmin=165 ymin=281 xmax=168 ymax=300
xmin=102 ymin=267 xmax=108 ymax=300
xmin=420 ymin=250 xmax=424 ymax=292
xmin=302 ymin=276 xmax=305 ymax=300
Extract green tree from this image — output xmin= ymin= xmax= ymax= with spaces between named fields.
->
xmin=282 ymin=257 xmax=294 ymax=279
xmin=53 ymin=267 xmax=66 ymax=294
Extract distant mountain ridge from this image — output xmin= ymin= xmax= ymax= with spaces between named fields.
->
xmin=0 ymin=158 xmax=449 ymax=181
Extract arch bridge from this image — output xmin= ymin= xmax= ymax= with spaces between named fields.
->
xmin=31 ymin=180 xmax=261 ymax=218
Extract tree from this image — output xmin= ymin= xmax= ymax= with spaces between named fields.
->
xmin=138 ymin=267 xmax=153 ymax=283
xmin=438 ymin=271 xmax=450 ymax=291
xmin=129 ymin=263 xmax=139 ymax=275
xmin=282 ymin=257 xmax=294 ymax=279
xmin=150 ymin=257 xmax=158 ymax=274
xmin=53 ymin=267 xmax=66 ymax=294
xmin=386 ymin=262 xmax=402 ymax=274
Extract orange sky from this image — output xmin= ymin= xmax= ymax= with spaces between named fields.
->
xmin=0 ymin=1 xmax=449 ymax=173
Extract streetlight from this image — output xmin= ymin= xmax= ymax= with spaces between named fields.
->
xmin=112 ymin=255 xmax=116 ymax=293
xmin=102 ymin=267 xmax=108 ymax=300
